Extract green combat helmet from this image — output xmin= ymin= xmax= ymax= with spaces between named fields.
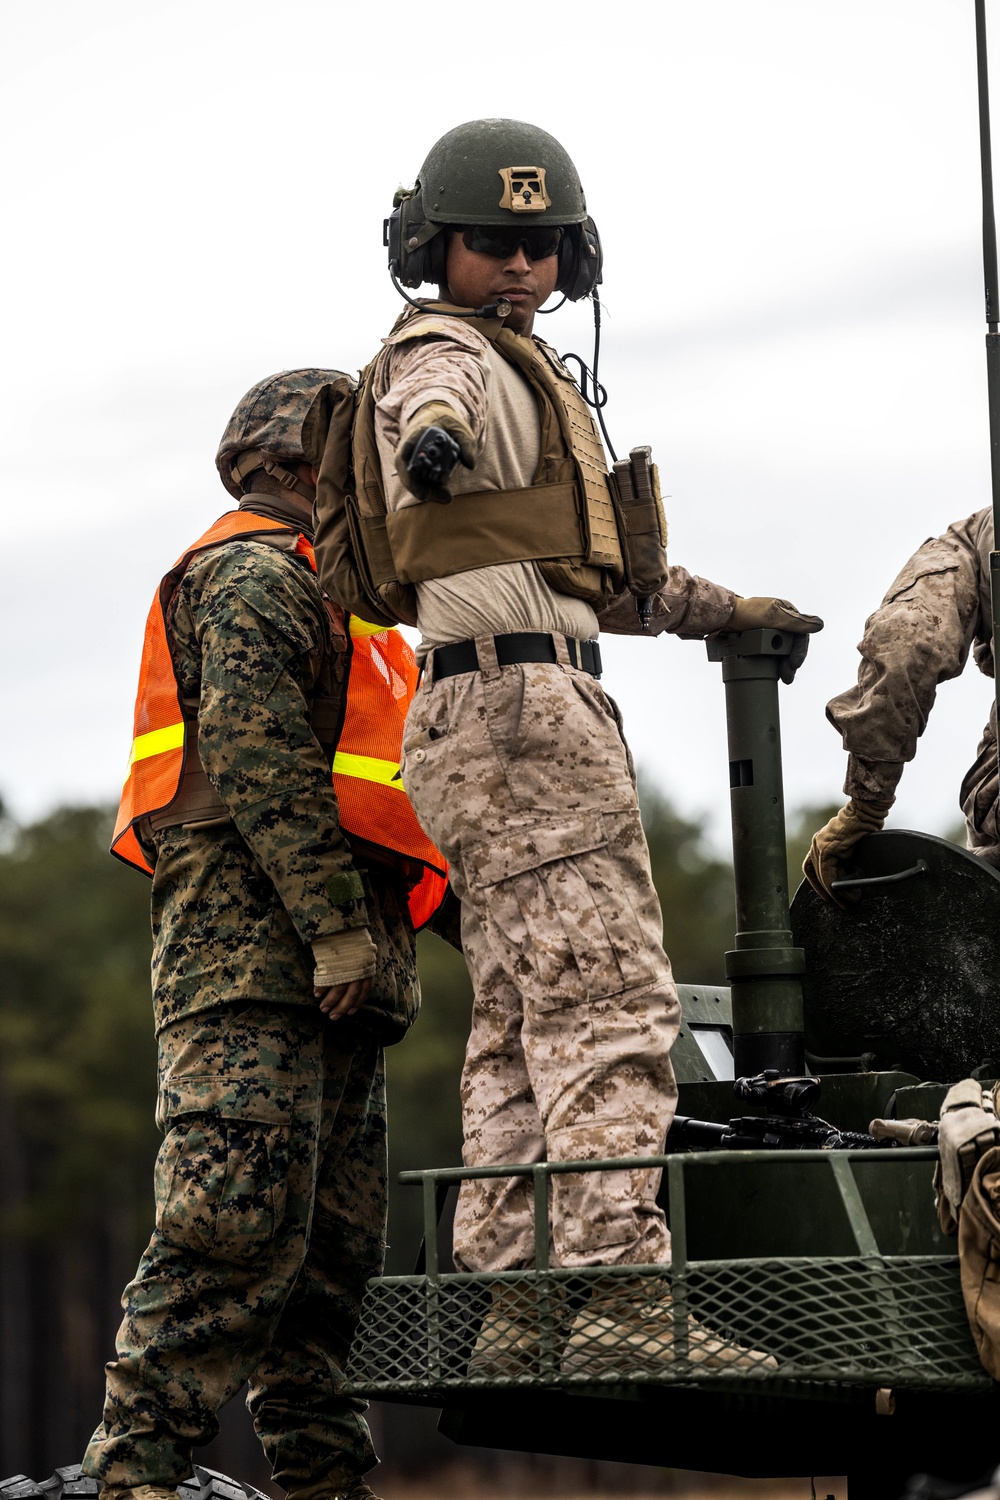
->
xmin=215 ymin=368 xmax=352 ymax=500
xmin=386 ymin=117 xmax=603 ymax=301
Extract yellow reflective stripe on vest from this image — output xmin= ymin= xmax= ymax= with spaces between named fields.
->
xmin=127 ymin=721 xmax=185 ymax=774
xmin=332 ymin=750 xmax=405 ymax=789
xmin=349 ymin=617 xmax=397 ymax=638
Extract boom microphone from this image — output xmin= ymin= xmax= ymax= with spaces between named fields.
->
xmin=388 ymin=263 xmax=512 ymax=321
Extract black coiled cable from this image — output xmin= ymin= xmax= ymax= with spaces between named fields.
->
xmin=557 ymin=289 xmax=618 ymax=462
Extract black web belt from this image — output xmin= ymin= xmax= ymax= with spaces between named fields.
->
xmin=430 ymin=631 xmax=602 ymax=682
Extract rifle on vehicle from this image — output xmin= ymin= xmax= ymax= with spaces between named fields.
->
xmin=667 ymin=1070 xmax=889 ymax=1151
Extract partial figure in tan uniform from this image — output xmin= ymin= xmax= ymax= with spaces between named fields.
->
xmin=805 ymin=509 xmax=998 ymax=899
xmin=316 ymin=118 xmax=819 ymax=1375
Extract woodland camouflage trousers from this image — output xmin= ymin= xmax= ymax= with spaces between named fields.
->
xmin=401 ymin=644 xmax=680 ymax=1272
xmin=83 ymin=1004 xmax=386 ymax=1491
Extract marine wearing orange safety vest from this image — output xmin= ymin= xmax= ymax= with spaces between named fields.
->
xmin=113 ymin=509 xmax=448 ymax=929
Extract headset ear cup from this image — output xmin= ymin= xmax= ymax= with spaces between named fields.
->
xmin=391 ymin=190 xmax=440 ymax=288
xmin=386 ymin=206 xmax=404 ymax=272
xmin=555 ymin=230 xmax=578 ymax=295
xmin=560 ymin=219 xmax=602 ymax=301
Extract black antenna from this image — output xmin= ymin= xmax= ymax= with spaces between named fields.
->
xmin=978 ymin=0 xmax=1000 ymax=332
xmin=974 ymin=0 xmax=1000 ymax=732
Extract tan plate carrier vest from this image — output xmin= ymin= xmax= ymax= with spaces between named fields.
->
xmin=343 ymin=309 xmax=628 ymax=625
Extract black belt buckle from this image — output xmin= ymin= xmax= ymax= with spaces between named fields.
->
xmin=571 ymin=638 xmax=602 ymax=678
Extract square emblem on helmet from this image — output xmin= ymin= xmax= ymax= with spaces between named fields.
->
xmin=498 ymin=167 xmax=552 ymax=213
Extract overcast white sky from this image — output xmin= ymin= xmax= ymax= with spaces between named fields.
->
xmin=3 ymin=0 xmax=998 ymax=854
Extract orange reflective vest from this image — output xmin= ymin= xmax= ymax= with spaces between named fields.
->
xmin=112 ymin=510 xmax=448 ymax=928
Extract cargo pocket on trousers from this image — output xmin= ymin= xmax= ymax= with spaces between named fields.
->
xmin=154 ymin=1115 xmax=289 ymax=1265
xmin=462 ymin=814 xmax=658 ymax=1008
xmin=550 ymin=1120 xmax=645 ymax=1257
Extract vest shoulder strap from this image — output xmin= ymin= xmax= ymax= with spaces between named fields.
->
xmin=384 ymin=313 xmax=502 ymax=349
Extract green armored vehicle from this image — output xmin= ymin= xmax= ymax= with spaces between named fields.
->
xmin=339 ymin=623 xmax=1000 ymax=1500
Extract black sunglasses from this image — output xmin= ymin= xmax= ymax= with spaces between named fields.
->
xmin=461 ymin=224 xmax=564 ymax=261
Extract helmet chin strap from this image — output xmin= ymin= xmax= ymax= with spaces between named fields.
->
xmin=261 ymin=456 xmax=316 ymax=502
xmin=230 ymin=450 xmax=315 ymax=503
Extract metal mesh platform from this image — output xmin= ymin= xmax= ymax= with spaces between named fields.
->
xmin=344 ymin=1147 xmax=989 ymax=1400
xmin=345 ymin=1258 xmax=985 ymax=1396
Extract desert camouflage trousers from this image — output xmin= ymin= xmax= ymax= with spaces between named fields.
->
xmin=401 ymin=640 xmax=680 ymax=1272
xmin=83 ymin=1004 xmax=386 ymax=1491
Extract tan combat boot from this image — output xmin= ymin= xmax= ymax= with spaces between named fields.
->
xmin=560 ymin=1277 xmax=778 ymax=1377
xmin=467 ymin=1281 xmax=570 ymax=1378
xmin=286 ymin=1478 xmax=383 ymax=1500
xmin=99 ymin=1487 xmax=183 ymax=1500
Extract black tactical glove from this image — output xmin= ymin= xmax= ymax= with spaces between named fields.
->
xmin=395 ymin=401 xmax=476 ymax=504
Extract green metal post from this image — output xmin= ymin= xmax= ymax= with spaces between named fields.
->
xmin=706 ymin=627 xmax=805 ymax=1076
xmin=532 ymin=1168 xmax=558 ymax=1378
xmin=666 ymin=1155 xmax=690 ymax=1363
xmin=422 ymin=1172 xmax=442 ymax=1384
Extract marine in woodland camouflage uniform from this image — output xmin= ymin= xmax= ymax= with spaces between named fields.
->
xmin=84 ymin=372 xmax=414 ymax=1500
xmin=805 ymin=508 xmax=999 ymax=897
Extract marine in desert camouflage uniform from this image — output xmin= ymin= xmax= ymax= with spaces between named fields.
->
xmin=84 ymin=372 xmax=412 ymax=1500
xmin=805 ymin=508 xmax=999 ymax=898
xmin=358 ymin=119 xmax=821 ymax=1310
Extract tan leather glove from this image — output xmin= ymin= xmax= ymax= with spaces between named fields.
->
xmin=726 ymin=597 xmax=825 ymax=683
xmin=312 ymin=928 xmax=377 ymax=989
xmin=395 ymin=401 xmax=476 ymax=504
xmin=802 ymin=798 xmax=894 ymax=904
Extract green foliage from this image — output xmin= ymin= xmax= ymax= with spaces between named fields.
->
xmin=638 ymin=780 xmax=735 ymax=985
xmin=385 ymin=931 xmax=471 ymax=1270
xmin=0 ymin=804 xmax=159 ymax=1241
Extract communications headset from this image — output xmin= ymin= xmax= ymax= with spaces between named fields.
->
xmin=383 ymin=188 xmax=617 ymax=457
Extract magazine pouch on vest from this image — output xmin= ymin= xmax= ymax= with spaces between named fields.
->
xmin=609 ymin=445 xmax=669 ymax=598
